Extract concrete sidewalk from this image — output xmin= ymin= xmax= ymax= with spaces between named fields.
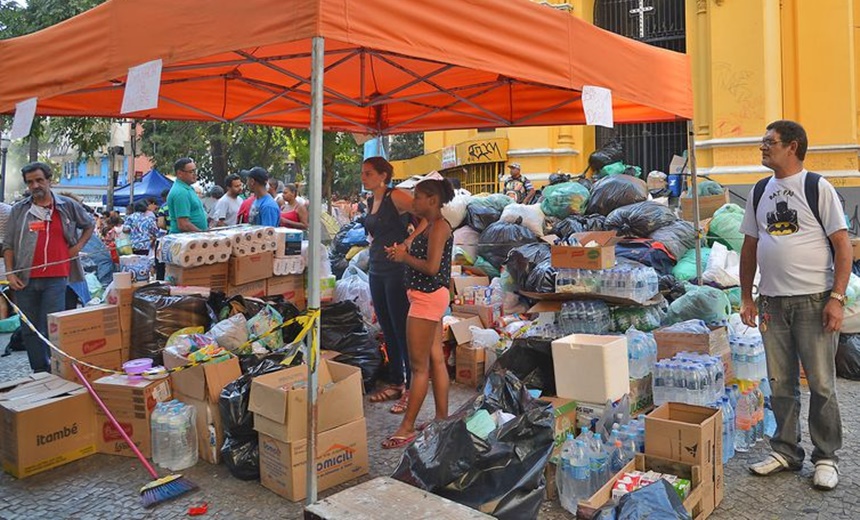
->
xmin=1 ymin=341 xmax=857 ymax=519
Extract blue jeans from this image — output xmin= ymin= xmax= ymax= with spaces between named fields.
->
xmin=15 ymin=277 xmax=68 ymax=373
xmin=369 ymin=269 xmax=411 ymax=387
xmin=759 ymin=292 xmax=842 ymax=464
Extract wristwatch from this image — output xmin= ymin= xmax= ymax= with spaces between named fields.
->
xmin=831 ymin=292 xmax=846 ymax=306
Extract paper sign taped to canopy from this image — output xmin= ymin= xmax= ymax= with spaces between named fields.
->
xmin=10 ymin=97 xmax=37 ymax=140
xmin=121 ymin=59 xmax=163 ymax=114
xmin=582 ymin=85 xmax=614 ymax=128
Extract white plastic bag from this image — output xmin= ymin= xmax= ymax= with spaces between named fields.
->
xmin=442 ymin=194 xmax=472 ymax=229
xmin=500 ymin=203 xmax=545 ymax=237
xmin=454 ymin=226 xmax=480 ymax=263
xmin=470 ymin=325 xmax=500 ymax=350
xmin=334 ymin=265 xmax=375 ymax=325
xmin=210 ymin=313 xmax=249 ymax=352
xmin=728 ymin=313 xmax=762 ymax=339
xmin=702 ymin=242 xmax=740 ymax=287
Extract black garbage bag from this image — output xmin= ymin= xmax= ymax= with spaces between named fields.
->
xmin=221 ymin=436 xmax=260 ymax=481
xmin=615 ymin=239 xmax=676 ymax=277
xmin=550 ymin=214 xmax=607 ymax=240
xmin=493 ymin=337 xmax=556 ymax=396
xmin=392 ymin=369 xmax=554 ymax=520
xmin=588 ymin=138 xmax=624 ymax=173
xmin=837 ymin=334 xmax=860 ymax=380
xmin=505 ymin=243 xmax=550 ymax=288
xmin=130 ymin=283 xmax=213 ymax=365
xmin=333 ymin=221 xmax=368 ymax=255
xmin=548 ymin=173 xmax=572 ymax=185
xmin=465 ymin=204 xmax=502 ymax=233
xmin=478 ymin=220 xmax=538 ymax=270
xmin=649 ymin=220 xmax=698 ymax=260
xmin=593 ymin=479 xmax=690 ymax=520
xmin=320 ymin=301 xmax=381 ymax=390
xmin=606 ymin=201 xmax=678 ymax=238
xmin=659 ymin=275 xmax=687 ymax=303
xmin=330 ymin=253 xmax=349 ymax=280
xmin=220 ymin=355 xmax=289 ymax=439
xmin=587 ymin=176 xmax=649 ymax=217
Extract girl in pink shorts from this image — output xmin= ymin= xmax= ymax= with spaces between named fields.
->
xmin=381 ymin=179 xmax=455 ymax=449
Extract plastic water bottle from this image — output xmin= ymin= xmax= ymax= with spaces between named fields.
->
xmin=589 ymin=433 xmax=610 ymax=491
xmin=760 ymin=378 xmax=777 ymax=438
xmin=730 ymin=384 xmax=740 ymax=410
xmin=751 ymin=383 xmax=765 ymax=442
xmin=734 ymin=390 xmax=753 ymax=452
xmin=635 ymin=427 xmax=646 ymax=453
xmin=610 ymin=440 xmax=626 ymax=472
xmin=557 ymin=434 xmax=575 ymax=511
xmin=570 ymin=440 xmax=592 ymax=505
xmin=150 ymin=403 xmax=165 ymax=466
xmin=720 ymin=397 xmax=735 ymax=463
xmin=576 ymin=426 xmax=593 ymax=444
xmin=157 ymin=403 xmax=177 ymax=469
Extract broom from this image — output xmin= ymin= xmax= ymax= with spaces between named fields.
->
xmin=71 ymin=363 xmax=198 ymax=507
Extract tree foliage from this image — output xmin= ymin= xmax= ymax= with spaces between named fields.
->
xmin=389 ymin=132 xmax=425 ymax=161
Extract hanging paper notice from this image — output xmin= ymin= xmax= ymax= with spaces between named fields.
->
xmin=10 ymin=97 xmax=37 ymax=140
xmin=582 ymin=85 xmax=614 ymax=128
xmin=121 ymin=59 xmax=163 ymax=114
xmin=352 ymin=133 xmax=373 ymax=146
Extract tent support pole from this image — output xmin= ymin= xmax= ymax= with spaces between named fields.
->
xmin=687 ymin=119 xmax=703 ymax=285
xmin=128 ymin=120 xmax=136 ymax=205
xmin=305 ymin=35 xmax=325 ymax=506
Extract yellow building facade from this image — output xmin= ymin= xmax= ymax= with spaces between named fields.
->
xmin=397 ymin=0 xmax=860 ymax=190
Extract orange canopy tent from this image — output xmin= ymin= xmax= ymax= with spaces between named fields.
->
xmin=0 ymin=0 xmax=692 ymax=128
xmin=0 ymin=0 xmax=695 ymax=505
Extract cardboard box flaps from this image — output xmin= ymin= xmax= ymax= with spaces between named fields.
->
xmin=446 ymin=315 xmax=484 ymax=345
xmin=259 ymin=418 xmax=369 ymax=502
xmin=0 ymin=374 xmax=96 ymax=478
xmin=249 ymin=359 xmax=364 ymax=443
xmin=163 ymin=351 xmax=241 ymax=403
xmin=547 ymin=231 xmax=620 ymax=270
xmin=450 ymin=276 xmax=490 ymax=301
xmin=681 ymin=192 xmax=729 ymax=221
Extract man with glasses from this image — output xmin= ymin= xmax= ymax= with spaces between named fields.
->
xmin=167 ymin=157 xmax=208 ymax=233
xmin=740 ymin=120 xmax=850 ymax=490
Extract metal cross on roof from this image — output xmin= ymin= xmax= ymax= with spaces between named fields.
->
xmin=629 ymin=0 xmax=655 ymax=39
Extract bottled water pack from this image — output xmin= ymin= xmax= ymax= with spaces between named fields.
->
xmin=150 ymin=400 xmax=198 ymax=471
xmin=556 ymin=266 xmax=660 ymax=303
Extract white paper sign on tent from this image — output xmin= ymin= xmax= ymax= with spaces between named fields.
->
xmin=10 ymin=97 xmax=38 ymax=140
xmin=121 ymin=59 xmax=163 ymax=114
xmin=582 ymin=85 xmax=614 ymax=128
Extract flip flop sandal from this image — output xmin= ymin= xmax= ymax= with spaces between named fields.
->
xmin=390 ymin=392 xmax=409 ymax=414
xmin=381 ymin=432 xmax=417 ymax=450
xmin=369 ymin=384 xmax=404 ymax=403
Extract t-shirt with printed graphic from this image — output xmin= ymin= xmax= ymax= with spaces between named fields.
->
xmin=503 ymin=175 xmax=533 ymax=203
xmin=740 ymin=169 xmax=846 ymax=297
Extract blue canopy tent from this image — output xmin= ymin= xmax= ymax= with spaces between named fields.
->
xmin=103 ymin=169 xmax=173 ymax=208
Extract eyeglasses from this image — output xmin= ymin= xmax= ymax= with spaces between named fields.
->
xmin=181 ymin=168 xmax=197 ymax=173
xmin=760 ymin=139 xmax=786 ymax=148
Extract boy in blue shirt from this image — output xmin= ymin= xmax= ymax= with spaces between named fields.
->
xmin=247 ymin=167 xmax=280 ymax=227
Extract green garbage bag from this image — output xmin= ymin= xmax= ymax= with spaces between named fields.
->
xmin=724 ymin=287 xmax=741 ymax=312
xmin=599 ymin=161 xmax=626 ymax=176
xmin=685 ymin=180 xmax=724 ymax=197
xmin=469 ymin=194 xmax=515 ymax=213
xmin=540 ymin=181 xmax=590 ymax=218
xmin=672 ymin=247 xmax=711 ymax=281
xmin=664 ymin=284 xmax=731 ymax=326
xmin=472 ymin=255 xmax=501 ymax=278
xmin=708 ymin=203 xmax=745 ymax=252
xmin=0 ymin=314 xmax=20 ymax=333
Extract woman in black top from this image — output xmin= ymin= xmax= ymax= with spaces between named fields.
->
xmin=382 ymin=179 xmax=455 ymax=449
xmin=362 ymin=157 xmax=425 ymax=414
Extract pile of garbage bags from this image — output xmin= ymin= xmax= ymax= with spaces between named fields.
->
xmin=321 ymin=300 xmax=381 ymax=390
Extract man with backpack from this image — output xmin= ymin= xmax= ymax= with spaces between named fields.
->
xmin=740 ymin=120 xmax=851 ymax=490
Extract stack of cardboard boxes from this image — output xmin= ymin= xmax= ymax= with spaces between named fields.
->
xmin=90 ymin=374 xmax=173 ymax=458
xmin=48 ymin=305 xmax=124 ymax=384
xmin=249 ymin=359 xmax=368 ymax=501
xmin=0 ymin=373 xmax=96 ymax=478
xmin=163 ymin=352 xmax=242 ymax=464
xmin=654 ymin=325 xmax=733 ymax=381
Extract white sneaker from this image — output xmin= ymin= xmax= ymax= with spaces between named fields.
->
xmin=813 ymin=460 xmax=839 ymax=490
xmin=749 ymin=452 xmax=792 ymax=476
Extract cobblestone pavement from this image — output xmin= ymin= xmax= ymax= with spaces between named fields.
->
xmin=2 ymin=338 xmax=858 ymax=519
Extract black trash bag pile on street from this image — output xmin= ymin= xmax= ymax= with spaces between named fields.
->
xmin=465 ymin=204 xmax=502 ymax=233
xmin=131 ymin=283 xmax=214 ymax=365
xmin=606 ymin=201 xmax=678 ymax=238
xmin=505 ymin=243 xmax=556 ymax=294
xmin=837 ymin=333 xmax=860 ymax=380
xmin=592 ymin=479 xmax=691 ymax=520
xmin=492 ymin=337 xmax=556 ymax=396
xmin=649 ymin=220 xmax=698 ymax=260
xmin=478 ymin=220 xmax=538 ymax=270
xmin=321 ymin=300 xmax=381 ymax=390
xmin=588 ymin=138 xmax=624 ymax=173
xmin=586 ymin=175 xmax=649 ymax=216
xmin=392 ymin=369 xmax=554 ymax=520
xmin=550 ymin=214 xmax=607 ymax=240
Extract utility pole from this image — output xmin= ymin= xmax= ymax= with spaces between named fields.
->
xmin=128 ymin=120 xmax=136 ymax=207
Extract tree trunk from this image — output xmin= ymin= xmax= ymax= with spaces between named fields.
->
xmin=209 ymin=123 xmax=227 ymax=187
xmin=28 ymin=131 xmax=39 ymax=162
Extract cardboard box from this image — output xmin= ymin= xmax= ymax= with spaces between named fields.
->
xmin=538 ymin=396 xmax=578 ymax=463
xmin=551 ymin=334 xmax=629 ymax=403
xmin=226 ymin=279 xmax=267 ymax=298
xmin=163 ymin=352 xmax=241 ymax=403
xmin=455 ymin=344 xmax=486 ymax=388
xmin=229 ymin=251 xmax=274 ymax=286
xmin=259 ymin=418 xmax=369 ymax=502
xmin=165 ymin=262 xmax=229 ymax=292
xmin=106 ymin=286 xmax=135 ymax=350
xmin=549 ymin=231 xmax=620 ymax=270
xmin=654 ymin=326 xmax=729 ymax=360
xmin=94 ymin=411 xmax=151 ymax=458
xmin=645 ymin=402 xmax=723 ymax=516
xmin=92 ymin=375 xmax=172 ymax=418
xmin=450 ymin=304 xmax=499 ymax=328
xmin=681 ymin=191 xmax=729 ymax=221
xmin=444 ymin=315 xmax=484 ymax=344
xmin=450 ymin=275 xmax=490 ymax=302
xmin=249 ymin=360 xmax=364 ymax=443
xmin=51 ymin=349 xmax=124 ymax=385
xmin=629 ymin=374 xmax=653 ymax=414
xmin=178 ymin=395 xmax=225 ymax=464
xmin=0 ymin=374 xmax=96 ymax=478
xmin=47 ymin=305 xmax=122 ymax=359
xmin=578 ymin=454 xmax=703 ymax=520
xmin=267 ymin=274 xmax=306 ymax=310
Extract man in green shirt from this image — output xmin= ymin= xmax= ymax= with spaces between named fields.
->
xmin=167 ymin=157 xmax=208 ymax=233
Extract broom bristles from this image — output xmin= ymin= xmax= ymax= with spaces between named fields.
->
xmin=140 ymin=474 xmax=198 ymax=508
